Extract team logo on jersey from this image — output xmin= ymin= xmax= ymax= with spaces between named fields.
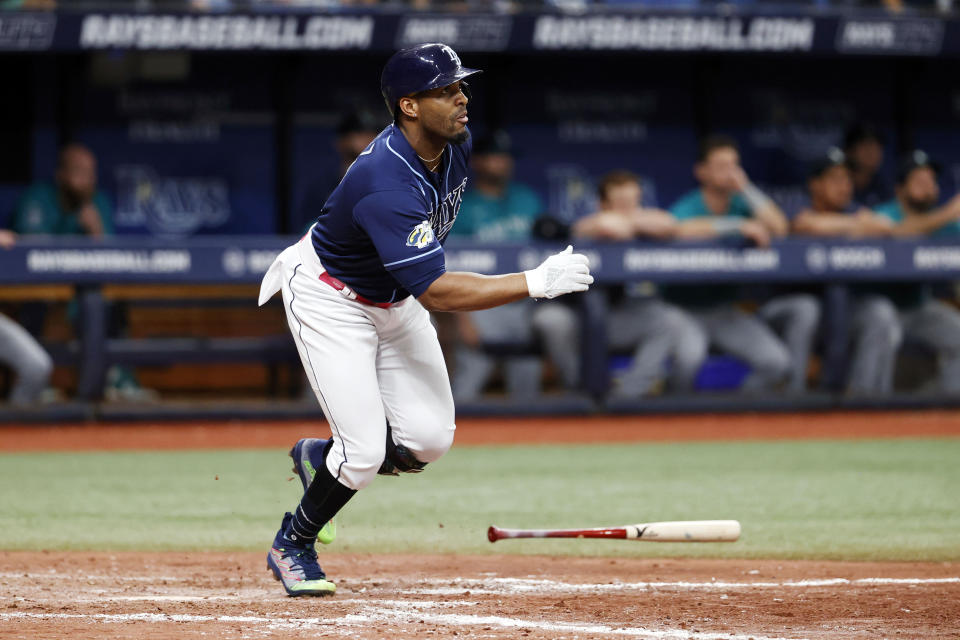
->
xmin=429 ymin=176 xmax=468 ymax=242
xmin=406 ymin=220 xmax=435 ymax=249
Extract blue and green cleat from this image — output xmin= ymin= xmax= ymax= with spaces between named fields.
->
xmin=289 ymin=438 xmax=336 ymax=545
xmin=267 ymin=512 xmax=336 ymax=597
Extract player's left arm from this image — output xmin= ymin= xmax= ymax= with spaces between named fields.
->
xmin=891 ymin=193 xmax=960 ymax=237
xmin=355 ymin=189 xmax=591 ymax=311
xmin=418 ymin=245 xmax=592 ymax=312
xmin=418 ymin=271 xmax=529 ymax=313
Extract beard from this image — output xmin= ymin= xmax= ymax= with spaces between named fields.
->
xmin=905 ymin=195 xmax=937 ymax=213
xmin=450 ymin=129 xmax=469 ymax=145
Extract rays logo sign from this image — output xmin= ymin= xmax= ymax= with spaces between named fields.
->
xmin=406 ymin=220 xmax=435 ymax=249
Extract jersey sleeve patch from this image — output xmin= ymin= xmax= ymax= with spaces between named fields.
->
xmin=406 ymin=220 xmax=435 ymax=249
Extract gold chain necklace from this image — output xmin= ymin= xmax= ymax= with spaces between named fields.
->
xmin=417 ymin=147 xmax=445 ymax=170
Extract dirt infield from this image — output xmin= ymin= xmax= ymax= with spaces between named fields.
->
xmin=2 ymin=409 xmax=960 ymax=452
xmin=2 ymin=412 xmax=959 ymax=638
xmin=1 ymin=551 xmax=957 ymax=639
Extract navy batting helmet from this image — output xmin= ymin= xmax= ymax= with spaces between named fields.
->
xmin=380 ymin=43 xmax=481 ymax=119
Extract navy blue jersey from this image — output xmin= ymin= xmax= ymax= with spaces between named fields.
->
xmin=310 ymin=124 xmax=471 ymax=303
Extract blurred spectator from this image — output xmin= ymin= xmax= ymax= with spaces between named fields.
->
xmin=0 ymin=0 xmax=56 ymax=8
xmin=843 ymin=123 xmax=892 ymax=209
xmin=877 ymin=0 xmax=954 ymax=12
xmin=668 ymin=135 xmax=820 ymax=393
xmin=573 ymin=171 xmax=707 ymax=397
xmin=793 ymin=148 xmax=895 ymax=237
xmin=296 ymin=109 xmax=382 ymax=233
xmin=450 ymin=131 xmax=542 ymax=242
xmin=572 ymin=170 xmax=675 ymax=242
xmin=872 ymin=151 xmax=960 ymax=393
xmin=12 ymin=143 xmax=153 ymax=402
xmin=448 ymin=131 xmax=580 ymax=401
xmin=672 ymin=135 xmax=788 ymax=246
xmin=879 ymin=150 xmax=960 ymax=237
xmin=0 ymin=229 xmax=53 ymax=405
xmin=793 ymin=148 xmax=899 ymax=395
xmin=12 ymin=144 xmax=112 ymax=237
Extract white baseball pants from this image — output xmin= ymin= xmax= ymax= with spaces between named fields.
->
xmin=260 ymin=234 xmax=456 ymax=490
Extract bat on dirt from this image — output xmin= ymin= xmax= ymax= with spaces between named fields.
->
xmin=487 ymin=520 xmax=740 ymax=543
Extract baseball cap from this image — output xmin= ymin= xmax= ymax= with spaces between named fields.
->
xmin=473 ymin=130 xmax=514 ymax=156
xmin=896 ymin=149 xmax=941 ymax=184
xmin=808 ymin=147 xmax=847 ymax=179
xmin=843 ymin=122 xmax=885 ymax=150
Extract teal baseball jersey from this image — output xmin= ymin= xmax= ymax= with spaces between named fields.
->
xmin=874 ymin=199 xmax=960 ymax=238
xmin=13 ymin=183 xmax=114 ymax=236
xmin=449 ymin=182 xmax=542 ymax=242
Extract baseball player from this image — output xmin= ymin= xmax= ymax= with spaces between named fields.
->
xmin=257 ymin=43 xmax=593 ymax=597
xmin=572 ymin=171 xmax=708 ymax=397
xmin=793 ymin=147 xmax=898 ymax=394
xmin=667 ymin=135 xmax=820 ymax=393
xmin=871 ymin=151 xmax=960 ymax=392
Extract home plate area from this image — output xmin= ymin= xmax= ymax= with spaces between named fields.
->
xmin=1 ymin=552 xmax=957 ymax=639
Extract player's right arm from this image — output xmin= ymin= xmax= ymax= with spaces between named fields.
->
xmin=890 ymin=194 xmax=960 ymax=237
xmin=571 ymin=211 xmax=635 ymax=241
xmin=792 ymin=208 xmax=893 ymax=237
xmin=673 ymin=217 xmax=771 ymax=247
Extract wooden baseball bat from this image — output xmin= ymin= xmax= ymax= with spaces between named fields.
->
xmin=487 ymin=520 xmax=740 ymax=543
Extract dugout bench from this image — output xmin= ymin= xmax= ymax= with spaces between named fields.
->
xmin=3 ymin=236 xmax=960 ymax=410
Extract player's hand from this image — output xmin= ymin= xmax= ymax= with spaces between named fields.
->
xmin=0 ymin=229 xmax=16 ymax=249
xmin=524 ymin=245 xmax=593 ymax=299
xmin=632 ymin=209 xmax=676 ymax=240
xmin=853 ymin=209 xmax=894 ymax=237
xmin=731 ymin=166 xmax=750 ymax=193
xmin=78 ymin=204 xmax=105 ymax=237
xmin=739 ymin=220 xmax=771 ymax=247
xmin=595 ymin=212 xmax=635 ymax=241
xmin=945 ymin=193 xmax=960 ymax=218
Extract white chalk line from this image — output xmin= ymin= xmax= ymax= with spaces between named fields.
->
xmin=0 ymin=572 xmax=184 ymax=582
xmin=76 ymin=595 xmax=242 ymax=602
xmin=0 ymin=609 xmax=806 ymax=640
xmin=400 ymin=576 xmax=960 ymax=596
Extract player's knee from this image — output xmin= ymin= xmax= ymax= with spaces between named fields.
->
xmin=336 ymin=445 xmax=387 ymax=490
xmin=791 ymin=295 xmax=821 ymax=331
xmin=676 ymin=317 xmax=708 ymax=357
xmin=400 ymin=417 xmax=456 ymax=464
xmin=408 ymin=421 xmax=455 ymax=463
xmin=861 ymin=298 xmax=902 ymax=348
xmin=532 ymin=303 xmax=578 ymax=338
xmin=27 ymin=350 xmax=54 ymax=385
xmin=751 ymin=344 xmax=791 ymax=383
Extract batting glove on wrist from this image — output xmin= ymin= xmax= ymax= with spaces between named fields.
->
xmin=524 ymin=245 xmax=594 ymax=299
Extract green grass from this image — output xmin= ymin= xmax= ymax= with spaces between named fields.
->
xmin=1 ymin=439 xmax=957 ymax=561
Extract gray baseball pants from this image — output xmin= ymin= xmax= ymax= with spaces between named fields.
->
xmin=606 ymin=297 xmax=707 ymax=396
xmin=0 ymin=313 xmax=53 ymax=404
xmin=848 ymin=296 xmax=960 ymax=394
xmin=694 ymin=294 xmax=821 ymax=392
xmin=452 ymin=300 xmax=579 ymax=400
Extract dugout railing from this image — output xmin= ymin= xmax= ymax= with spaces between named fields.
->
xmin=3 ymin=236 xmax=960 ymax=420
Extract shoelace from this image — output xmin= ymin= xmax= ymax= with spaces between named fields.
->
xmin=286 ymin=546 xmax=325 ymax=580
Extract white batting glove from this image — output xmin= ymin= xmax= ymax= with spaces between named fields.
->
xmin=524 ymin=245 xmax=594 ymax=299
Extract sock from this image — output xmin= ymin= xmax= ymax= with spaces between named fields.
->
xmin=285 ymin=461 xmax=356 ymax=545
